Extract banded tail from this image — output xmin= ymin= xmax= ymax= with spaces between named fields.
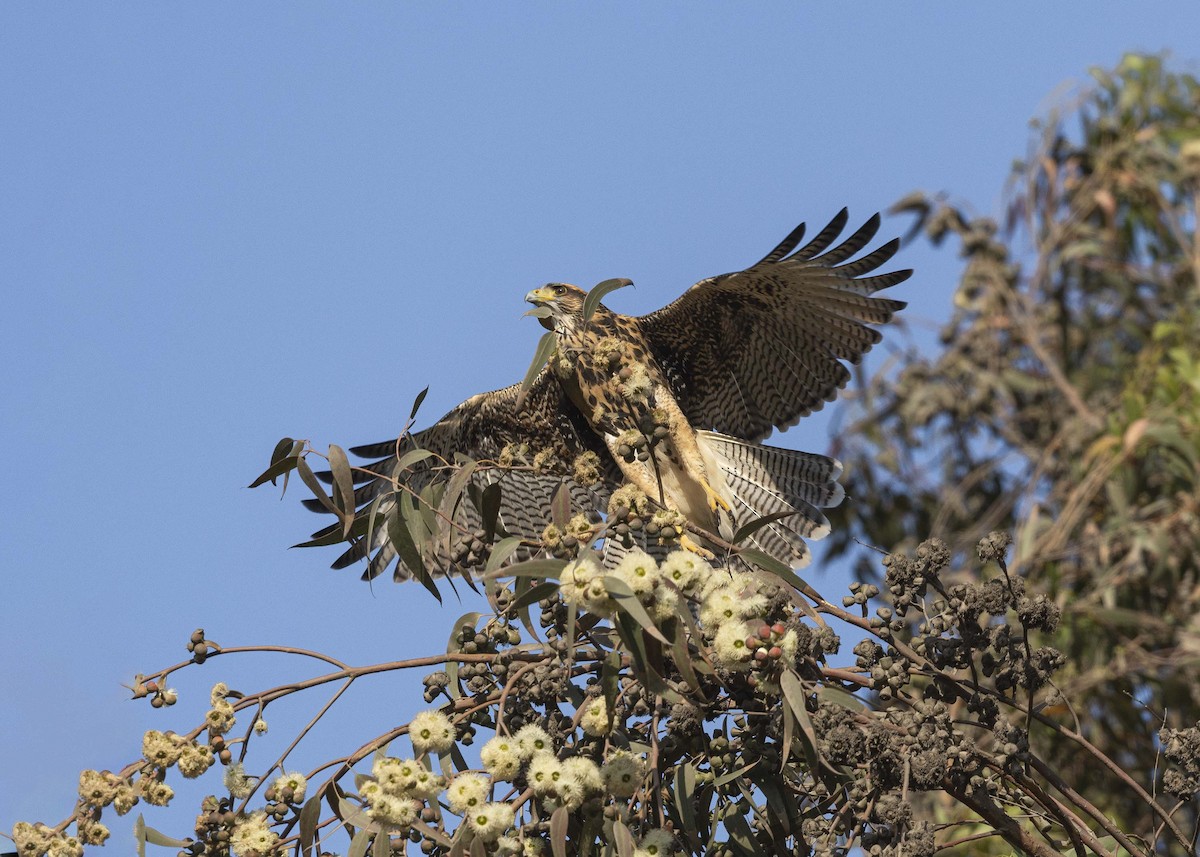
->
xmin=698 ymin=431 xmax=844 ymax=569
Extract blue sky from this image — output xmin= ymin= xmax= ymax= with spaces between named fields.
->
xmin=3 ymin=3 xmax=1197 ymax=849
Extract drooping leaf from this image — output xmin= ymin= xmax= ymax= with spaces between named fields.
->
xmin=739 ymin=547 xmax=824 ymax=625
xmin=673 ymin=762 xmax=701 ymax=849
xmin=731 ymin=510 xmax=800 ymax=546
xmin=605 ymin=576 xmax=669 ymax=644
xmin=437 ymin=458 xmax=479 ymax=527
xmin=816 ymin=684 xmax=867 ymax=711
xmin=248 ymin=454 xmax=302 ymax=488
xmin=372 ymin=831 xmax=391 ymax=857
xmin=582 ymin=277 xmax=634 ymax=323
xmin=328 ymin=443 xmax=356 ymax=538
xmin=712 ymin=760 xmax=758 ymax=789
xmin=398 ymin=448 xmax=436 ymax=471
xmin=550 ymin=806 xmax=569 ymax=857
xmin=481 ymin=481 xmax=502 ymax=542
xmin=136 ymin=817 xmax=191 ymax=849
xmin=338 ymin=796 xmax=376 ymax=831
xmin=347 ymin=828 xmax=373 ymax=857
xmin=388 ymin=500 xmax=436 ymax=599
xmin=489 ymin=558 xmax=567 ymax=580
xmin=484 ymin=536 xmax=525 ymax=575
xmin=297 ymin=457 xmax=341 ymax=517
xmin=612 ymin=819 xmax=636 ymax=857
xmin=299 ymin=793 xmax=321 ymax=857
xmin=517 ymin=331 xmax=558 ymax=407
xmin=512 ymin=581 xmax=560 ymax=612
xmin=780 ymin=669 xmax=821 ymax=772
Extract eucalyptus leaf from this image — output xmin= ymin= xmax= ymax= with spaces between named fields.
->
xmin=408 ymin=386 xmax=429 ymax=421
xmin=518 ymin=331 xmax=558 ymax=406
xmin=582 ymin=277 xmax=633 ymax=323
xmin=248 ymin=455 xmax=302 ymax=488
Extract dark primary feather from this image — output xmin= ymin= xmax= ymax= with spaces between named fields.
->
xmin=637 ymin=210 xmax=910 ymax=442
xmin=305 ymin=368 xmax=616 ymax=579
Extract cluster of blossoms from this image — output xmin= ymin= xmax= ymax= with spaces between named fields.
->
xmin=227 ymin=811 xmax=278 ymax=857
xmin=10 ymin=823 xmax=84 ymax=857
xmin=557 ymin=549 xmax=801 ymax=680
xmin=346 ymin=717 xmax=662 ymax=853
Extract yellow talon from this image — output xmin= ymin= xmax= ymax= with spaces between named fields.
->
xmin=703 ymin=478 xmax=731 ymax=513
xmin=680 ymin=533 xmax=716 ymax=560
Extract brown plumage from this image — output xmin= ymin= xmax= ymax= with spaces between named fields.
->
xmin=306 ymin=210 xmax=909 ymax=579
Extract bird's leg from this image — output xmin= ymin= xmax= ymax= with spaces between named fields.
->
xmin=700 ymin=475 xmax=732 ymax=514
xmin=680 ymin=532 xmax=716 ymax=560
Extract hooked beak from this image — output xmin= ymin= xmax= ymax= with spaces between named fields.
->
xmin=525 ymin=286 xmax=555 ymax=306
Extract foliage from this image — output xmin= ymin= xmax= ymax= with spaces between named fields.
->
xmin=829 ymin=52 xmax=1200 ymax=843
xmin=8 ymin=53 xmax=1200 ymax=857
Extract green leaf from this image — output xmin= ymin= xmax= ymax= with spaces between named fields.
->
xmin=739 ymin=548 xmax=824 ymax=625
xmin=612 ymin=819 xmax=636 ymax=857
xmin=605 ymin=576 xmax=670 ymax=644
xmin=299 ymin=793 xmax=321 ymax=857
xmin=550 ymin=806 xmax=569 ymax=857
xmin=731 ymin=510 xmax=800 ymax=546
xmin=512 ymin=580 xmax=559 ymax=611
xmin=297 ymin=457 xmax=340 ymax=517
xmin=614 ymin=611 xmax=649 ymax=677
xmin=712 ymin=760 xmax=757 ymax=789
xmin=780 ymin=670 xmax=821 ymax=771
xmin=387 ymin=501 xmax=435 ymax=598
xmin=518 ymin=331 xmax=558 ymax=406
xmin=524 ymin=306 xmax=552 ymax=318
xmin=248 ymin=455 xmax=302 ymax=488
xmin=398 ymin=448 xmax=435 ymax=471
xmin=583 ymin=277 xmax=633 ymax=323
xmin=481 ymin=481 xmax=502 ymax=542
xmin=338 ymin=796 xmax=377 ymax=831
xmin=669 ymin=616 xmax=702 ymax=693
xmin=268 ymin=436 xmax=298 ymax=486
xmin=437 ymin=458 xmax=479 ymax=525
xmin=484 ymin=536 xmax=524 ymax=574
xmin=673 ymin=762 xmax=701 ymax=849
xmin=135 ymin=816 xmax=192 ymax=849
xmin=373 ymin=831 xmax=391 ymax=857
xmin=488 ymin=557 xmax=568 ymax=580
xmin=409 ymin=386 xmax=429 ymax=421
xmin=134 ymin=814 xmax=146 ymax=857
xmin=328 ymin=443 xmax=356 ymax=538
xmin=347 ymin=828 xmax=373 ymax=857
xmin=816 ymin=684 xmax=866 ymax=711
xmin=363 ymin=494 xmax=384 ymax=571
xmin=723 ymin=809 xmax=765 ymax=855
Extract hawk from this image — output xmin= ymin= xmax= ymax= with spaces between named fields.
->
xmin=303 ymin=210 xmax=908 ymax=580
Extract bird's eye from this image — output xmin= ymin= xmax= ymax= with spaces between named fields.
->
xmin=553 ymin=285 xmax=567 ymax=296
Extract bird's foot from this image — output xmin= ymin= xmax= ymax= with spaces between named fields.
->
xmin=702 ymin=477 xmax=731 ymax=514
xmin=680 ymin=532 xmax=715 ymax=560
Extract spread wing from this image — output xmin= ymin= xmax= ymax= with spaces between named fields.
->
xmin=637 ymin=209 xmax=910 ymax=442
xmin=305 ymin=367 xmax=617 ymax=580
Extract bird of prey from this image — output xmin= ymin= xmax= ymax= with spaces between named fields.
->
xmin=302 ymin=210 xmax=908 ymax=581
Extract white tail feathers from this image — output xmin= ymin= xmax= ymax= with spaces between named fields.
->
xmin=697 ymin=431 xmax=845 ymax=570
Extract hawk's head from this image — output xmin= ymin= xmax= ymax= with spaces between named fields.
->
xmin=525 ymin=283 xmax=587 ymax=331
